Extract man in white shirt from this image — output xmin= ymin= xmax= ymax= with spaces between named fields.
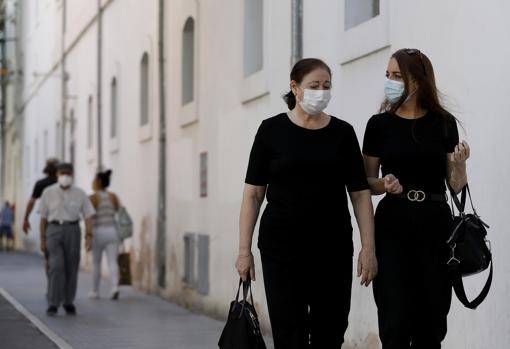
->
xmin=39 ymin=163 xmax=95 ymax=316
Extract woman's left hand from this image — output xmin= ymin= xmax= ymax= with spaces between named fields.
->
xmin=450 ymin=141 xmax=470 ymax=163
xmin=357 ymin=247 xmax=378 ymax=287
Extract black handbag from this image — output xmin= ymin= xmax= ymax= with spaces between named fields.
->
xmin=218 ymin=279 xmax=267 ymax=349
xmin=447 ymin=184 xmax=492 ymax=309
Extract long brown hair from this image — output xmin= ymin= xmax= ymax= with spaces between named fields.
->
xmin=381 ymin=49 xmax=451 ymax=118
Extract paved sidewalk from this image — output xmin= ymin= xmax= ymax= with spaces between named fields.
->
xmin=0 ymin=251 xmax=274 ymax=349
xmin=0 ymin=291 xmax=58 ymax=349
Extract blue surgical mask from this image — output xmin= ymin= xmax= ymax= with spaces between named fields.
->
xmin=384 ymin=78 xmax=405 ymax=104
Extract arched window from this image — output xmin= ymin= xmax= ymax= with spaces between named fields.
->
xmin=87 ymin=96 xmax=93 ymax=149
xmin=110 ymin=77 xmax=118 ymax=138
xmin=182 ymin=17 xmax=195 ymax=105
xmin=70 ymin=109 xmax=75 ymax=166
xmin=140 ymin=53 xmax=149 ymax=126
xmin=43 ymin=130 xmax=48 ymax=160
xmin=244 ymin=0 xmax=263 ymax=77
xmin=55 ymin=121 xmax=61 ymax=156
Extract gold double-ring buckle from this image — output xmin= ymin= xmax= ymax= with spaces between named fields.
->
xmin=407 ymin=190 xmax=426 ymax=202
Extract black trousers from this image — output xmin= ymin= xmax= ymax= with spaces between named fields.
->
xmin=373 ymin=197 xmax=453 ymax=349
xmin=261 ymin=251 xmax=352 ymax=349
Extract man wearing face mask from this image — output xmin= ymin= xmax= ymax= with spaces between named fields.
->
xmin=39 ymin=163 xmax=95 ymax=316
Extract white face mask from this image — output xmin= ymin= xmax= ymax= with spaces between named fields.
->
xmin=58 ymin=175 xmax=73 ymax=188
xmin=299 ymin=89 xmax=331 ymax=115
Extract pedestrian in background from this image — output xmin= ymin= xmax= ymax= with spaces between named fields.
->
xmin=362 ymin=48 xmax=470 ymax=348
xmin=236 ymin=58 xmax=377 ymax=348
xmin=39 ymin=163 xmax=95 ymax=316
xmin=0 ymin=201 xmax=15 ymax=251
xmin=23 ymin=158 xmax=59 ymax=273
xmin=89 ymin=169 xmax=122 ymax=300
xmin=23 ymin=158 xmax=59 ymax=234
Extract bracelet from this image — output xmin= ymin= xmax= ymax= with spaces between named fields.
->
xmin=238 ymin=252 xmax=252 ymax=258
xmin=85 ymin=234 xmax=93 ymax=239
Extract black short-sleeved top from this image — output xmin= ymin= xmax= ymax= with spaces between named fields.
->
xmin=362 ymin=112 xmax=459 ymax=193
xmin=31 ymin=176 xmax=57 ymax=199
xmin=245 ymin=113 xmax=369 ymax=254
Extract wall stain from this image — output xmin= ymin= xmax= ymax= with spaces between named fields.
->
xmin=133 ymin=214 xmax=154 ymax=292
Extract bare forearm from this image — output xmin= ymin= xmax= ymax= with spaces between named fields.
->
xmin=84 ymin=218 xmax=94 ymax=237
xmin=24 ymin=199 xmax=36 ymax=221
xmin=351 ymin=190 xmax=376 ymax=249
xmin=449 ymin=162 xmax=468 ymax=194
xmin=367 ymin=177 xmax=386 ymax=196
xmin=239 ymin=196 xmax=263 ymax=255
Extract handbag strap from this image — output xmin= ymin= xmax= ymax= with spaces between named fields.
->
xmin=449 ymin=184 xmax=468 ymax=213
xmin=451 ymin=257 xmax=493 ymax=309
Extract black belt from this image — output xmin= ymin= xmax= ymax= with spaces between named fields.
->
xmin=390 ymin=190 xmax=447 ymax=203
xmin=49 ymin=220 xmax=79 ymax=226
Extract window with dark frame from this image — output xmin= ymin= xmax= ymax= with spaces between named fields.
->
xmin=111 ymin=77 xmax=118 ymax=138
xmin=140 ymin=53 xmax=149 ymax=126
xmin=345 ymin=0 xmax=380 ymax=30
xmin=243 ymin=0 xmax=264 ymax=77
xmin=182 ymin=17 xmax=195 ymax=106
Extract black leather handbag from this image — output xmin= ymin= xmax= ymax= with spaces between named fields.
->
xmin=447 ymin=184 xmax=492 ymax=309
xmin=218 ymin=279 xmax=267 ymax=349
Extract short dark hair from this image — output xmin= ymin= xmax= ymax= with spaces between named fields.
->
xmin=56 ymin=163 xmax=74 ymax=174
xmin=96 ymin=170 xmax=112 ymax=189
xmin=283 ymin=58 xmax=332 ymax=110
xmin=44 ymin=158 xmax=59 ymax=176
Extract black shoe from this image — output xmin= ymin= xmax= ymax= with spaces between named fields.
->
xmin=63 ymin=304 xmax=76 ymax=316
xmin=111 ymin=290 xmax=119 ymax=301
xmin=46 ymin=306 xmax=58 ymax=316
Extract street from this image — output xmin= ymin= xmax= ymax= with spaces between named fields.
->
xmin=0 ymin=252 xmax=270 ymax=349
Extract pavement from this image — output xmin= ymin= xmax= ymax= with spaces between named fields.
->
xmin=0 ymin=251 xmax=274 ymax=349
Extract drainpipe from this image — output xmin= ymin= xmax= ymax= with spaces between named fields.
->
xmin=61 ymin=0 xmax=67 ymax=160
xmin=291 ymin=0 xmax=303 ymax=65
xmin=156 ymin=0 xmax=167 ymax=289
xmin=0 ymin=12 xmax=6 ymax=197
xmin=96 ymin=0 xmax=103 ymax=170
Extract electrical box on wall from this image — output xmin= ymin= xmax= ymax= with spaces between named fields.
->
xmin=183 ymin=233 xmax=210 ymax=296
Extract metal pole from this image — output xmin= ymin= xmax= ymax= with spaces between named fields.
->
xmin=61 ymin=0 xmax=67 ymax=160
xmin=291 ymin=0 xmax=303 ymax=66
xmin=0 ymin=32 xmax=6 ymax=197
xmin=156 ymin=0 xmax=167 ymax=289
xmin=96 ymin=0 xmax=103 ymax=170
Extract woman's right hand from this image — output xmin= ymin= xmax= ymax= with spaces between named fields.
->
xmin=235 ymin=252 xmax=256 ymax=282
xmin=384 ymin=174 xmax=403 ymax=194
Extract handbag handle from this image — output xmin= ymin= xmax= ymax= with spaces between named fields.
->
xmin=234 ymin=278 xmax=255 ymax=307
xmin=449 ymin=184 xmax=490 ymax=228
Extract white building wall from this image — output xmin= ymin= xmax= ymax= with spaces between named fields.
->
xmin=10 ymin=0 xmax=510 ymax=348
xmin=303 ymin=1 xmax=510 ymax=348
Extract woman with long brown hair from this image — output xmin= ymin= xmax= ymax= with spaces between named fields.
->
xmin=362 ymin=49 xmax=470 ymax=348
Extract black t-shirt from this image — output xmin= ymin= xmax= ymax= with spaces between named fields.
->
xmin=32 ymin=176 xmax=57 ymax=199
xmin=362 ymin=112 xmax=459 ymax=193
xmin=245 ymin=113 xmax=369 ymax=253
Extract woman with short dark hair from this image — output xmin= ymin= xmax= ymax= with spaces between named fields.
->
xmin=236 ymin=58 xmax=378 ymax=348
